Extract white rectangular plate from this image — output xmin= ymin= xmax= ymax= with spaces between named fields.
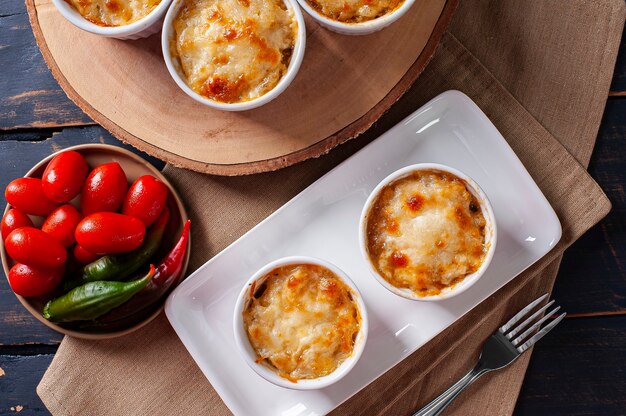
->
xmin=165 ymin=91 xmax=562 ymax=416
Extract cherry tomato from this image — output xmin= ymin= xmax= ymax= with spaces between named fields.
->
xmin=81 ymin=162 xmax=128 ymax=215
xmin=122 ymin=175 xmax=169 ymax=227
xmin=75 ymin=212 xmax=145 ymax=255
xmin=73 ymin=244 xmax=100 ymax=264
xmin=1 ymin=209 xmax=34 ymax=240
xmin=5 ymin=227 xmax=67 ymax=268
xmin=5 ymin=178 xmax=59 ymax=216
xmin=42 ymin=150 xmax=88 ymax=203
xmin=42 ymin=205 xmax=82 ymax=248
xmin=8 ymin=263 xmax=64 ymax=297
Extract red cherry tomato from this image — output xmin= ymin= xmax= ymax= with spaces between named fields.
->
xmin=42 ymin=205 xmax=82 ymax=248
xmin=42 ymin=150 xmax=88 ymax=203
xmin=8 ymin=263 xmax=64 ymax=297
xmin=5 ymin=178 xmax=59 ymax=216
xmin=75 ymin=212 xmax=145 ymax=255
xmin=1 ymin=209 xmax=34 ymax=240
xmin=122 ymin=175 xmax=169 ymax=227
xmin=81 ymin=162 xmax=128 ymax=215
xmin=73 ymin=244 xmax=100 ymax=264
xmin=5 ymin=227 xmax=67 ymax=268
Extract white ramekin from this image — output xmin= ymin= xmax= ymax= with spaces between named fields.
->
xmin=359 ymin=163 xmax=498 ymax=301
xmin=161 ymin=0 xmax=306 ymax=111
xmin=52 ymin=0 xmax=173 ymax=40
xmin=233 ymin=256 xmax=368 ymax=390
xmin=296 ymin=0 xmax=415 ymax=35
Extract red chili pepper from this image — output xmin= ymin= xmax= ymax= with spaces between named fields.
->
xmin=95 ymin=219 xmax=191 ymax=324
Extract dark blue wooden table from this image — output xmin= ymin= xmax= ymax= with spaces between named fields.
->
xmin=1 ymin=0 xmax=625 ymax=413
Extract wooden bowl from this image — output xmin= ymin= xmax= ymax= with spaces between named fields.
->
xmin=0 ymin=144 xmax=190 ymax=339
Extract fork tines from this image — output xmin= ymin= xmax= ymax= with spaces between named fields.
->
xmin=498 ymin=293 xmax=566 ymax=354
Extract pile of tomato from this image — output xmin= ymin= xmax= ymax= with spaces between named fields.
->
xmin=2 ymin=150 xmax=169 ymax=298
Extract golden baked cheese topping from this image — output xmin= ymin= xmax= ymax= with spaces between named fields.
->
xmin=171 ymin=0 xmax=297 ymax=103
xmin=365 ymin=170 xmax=488 ymax=297
xmin=243 ymin=264 xmax=361 ymax=381
xmin=307 ymin=0 xmax=403 ymax=23
xmin=64 ymin=0 xmax=161 ymax=26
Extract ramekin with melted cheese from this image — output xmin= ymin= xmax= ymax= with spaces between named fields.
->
xmin=167 ymin=0 xmax=299 ymax=105
xmin=234 ymin=257 xmax=367 ymax=389
xmin=53 ymin=0 xmax=171 ymax=39
xmin=360 ymin=164 xmax=497 ymax=300
xmin=63 ymin=0 xmax=162 ymax=26
xmin=306 ymin=0 xmax=403 ymax=23
xmin=295 ymin=0 xmax=414 ymax=35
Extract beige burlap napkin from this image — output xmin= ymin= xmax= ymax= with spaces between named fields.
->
xmin=37 ymin=0 xmax=624 ymax=414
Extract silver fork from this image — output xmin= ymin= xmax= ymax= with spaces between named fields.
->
xmin=413 ymin=294 xmax=566 ymax=416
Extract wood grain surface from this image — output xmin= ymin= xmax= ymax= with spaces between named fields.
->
xmin=0 ymin=4 xmax=91 ymax=129
xmin=0 ymin=0 xmax=624 ymax=414
xmin=26 ymin=0 xmax=456 ymax=175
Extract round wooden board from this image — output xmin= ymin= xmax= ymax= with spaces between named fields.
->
xmin=27 ymin=0 xmax=457 ymax=175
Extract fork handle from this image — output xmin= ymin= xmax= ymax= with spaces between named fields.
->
xmin=412 ymin=366 xmax=487 ymax=416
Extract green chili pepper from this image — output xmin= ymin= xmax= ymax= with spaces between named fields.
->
xmin=75 ymin=220 xmax=191 ymax=332
xmin=95 ymin=220 xmax=191 ymax=325
xmin=43 ymin=265 xmax=155 ymax=323
xmin=63 ymin=208 xmax=169 ymax=291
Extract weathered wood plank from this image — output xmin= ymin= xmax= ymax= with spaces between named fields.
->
xmin=552 ymin=97 xmax=626 ymax=315
xmin=0 ymin=1 xmax=92 ymax=129
xmin=0 ymin=283 xmax=61 ymax=345
xmin=0 ymin=126 xmax=163 ymax=345
xmin=1 ymin=0 xmax=28 ymax=17
xmin=515 ymin=316 xmax=626 ymax=415
xmin=0 ymin=353 xmax=55 ymax=414
xmin=0 ymin=127 xmax=64 ymax=142
xmin=1 ymin=315 xmax=624 ymax=416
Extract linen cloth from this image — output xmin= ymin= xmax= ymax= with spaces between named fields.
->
xmin=37 ymin=0 xmax=625 ymax=414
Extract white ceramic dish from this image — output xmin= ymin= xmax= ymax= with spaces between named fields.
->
xmin=165 ymin=90 xmax=561 ymax=416
xmin=161 ymin=0 xmax=306 ymax=111
xmin=52 ymin=0 xmax=172 ymax=40
xmin=296 ymin=0 xmax=415 ymax=35
xmin=233 ymin=256 xmax=368 ymax=390
xmin=359 ymin=163 xmax=497 ymax=301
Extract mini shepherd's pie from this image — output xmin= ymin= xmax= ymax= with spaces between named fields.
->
xmin=307 ymin=0 xmax=403 ymax=23
xmin=64 ymin=0 xmax=161 ymax=26
xmin=365 ymin=170 xmax=488 ymax=297
xmin=242 ymin=264 xmax=361 ymax=382
xmin=171 ymin=0 xmax=297 ymax=103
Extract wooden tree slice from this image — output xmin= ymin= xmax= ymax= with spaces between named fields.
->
xmin=27 ymin=0 xmax=457 ymax=175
